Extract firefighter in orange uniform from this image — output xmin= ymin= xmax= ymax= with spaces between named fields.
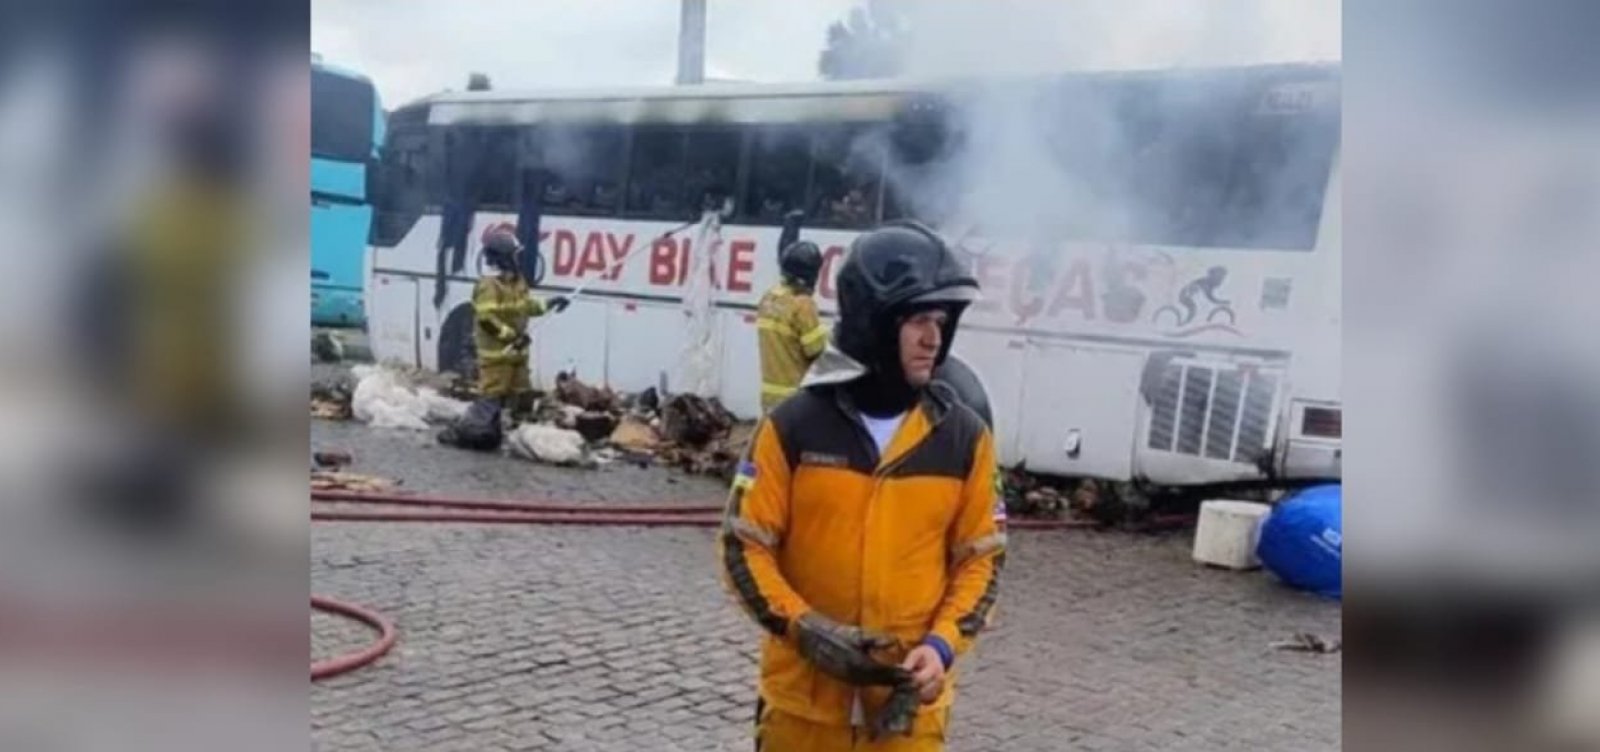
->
xmin=721 ymin=222 xmax=1003 ymax=751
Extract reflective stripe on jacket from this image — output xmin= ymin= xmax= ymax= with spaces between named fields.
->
xmin=756 ymin=283 xmax=828 ymax=412
xmin=719 ymin=349 xmax=1004 ymax=728
xmin=472 ymin=275 xmax=547 ymax=366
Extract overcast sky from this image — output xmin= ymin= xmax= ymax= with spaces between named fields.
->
xmin=312 ymin=0 xmax=1340 ymax=107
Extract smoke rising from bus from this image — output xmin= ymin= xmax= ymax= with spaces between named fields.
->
xmin=842 ymin=0 xmax=1341 ymax=253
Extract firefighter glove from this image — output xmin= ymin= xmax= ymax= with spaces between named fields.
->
xmin=792 ymin=612 xmax=909 ymax=687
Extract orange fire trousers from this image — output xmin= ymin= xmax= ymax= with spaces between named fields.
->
xmin=756 ymin=703 xmax=948 ymax=752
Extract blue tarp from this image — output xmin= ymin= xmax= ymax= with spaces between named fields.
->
xmin=1256 ymin=484 xmax=1342 ymax=599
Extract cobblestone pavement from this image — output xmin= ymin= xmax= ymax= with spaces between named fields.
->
xmin=312 ymin=419 xmax=1341 ymax=751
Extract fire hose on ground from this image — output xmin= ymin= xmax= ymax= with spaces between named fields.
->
xmin=309 ymin=488 xmax=1196 ymax=680
xmin=311 ymin=595 xmax=398 ymax=681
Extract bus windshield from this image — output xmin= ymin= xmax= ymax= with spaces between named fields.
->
xmin=311 ymin=67 xmax=377 ymax=166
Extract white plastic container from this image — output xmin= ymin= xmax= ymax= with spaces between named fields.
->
xmin=1192 ymin=500 xmax=1273 ymax=570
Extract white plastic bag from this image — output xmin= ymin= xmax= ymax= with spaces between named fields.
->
xmin=508 ymin=424 xmax=586 ymax=465
xmin=350 ymin=365 xmax=470 ymax=430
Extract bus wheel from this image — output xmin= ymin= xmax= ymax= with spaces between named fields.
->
xmin=437 ymin=303 xmax=478 ymax=391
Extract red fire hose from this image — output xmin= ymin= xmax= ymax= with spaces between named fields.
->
xmin=310 ymin=488 xmax=1193 ymax=680
xmin=310 ymin=490 xmax=731 ymax=681
xmin=311 ymin=595 xmax=397 ymax=681
xmin=314 ymin=508 xmax=723 ymax=526
xmin=309 ymin=489 xmax=1193 ymax=529
xmin=311 ymin=489 xmax=721 ymax=515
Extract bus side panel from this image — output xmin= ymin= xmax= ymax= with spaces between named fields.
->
xmin=602 ymin=301 xmax=688 ymax=394
xmin=367 ymin=272 xmax=420 ymax=368
xmin=1289 ymin=161 xmax=1342 ymax=405
xmin=531 ymin=297 xmax=608 ymax=390
xmin=311 ymin=158 xmax=366 ymax=202
xmin=950 ymin=329 xmax=1027 ymax=465
xmin=311 ymin=200 xmax=372 ymax=327
xmin=1277 ymin=162 xmax=1342 ymax=479
xmin=1018 ymin=343 xmax=1143 ymax=479
xmin=719 ymin=311 xmax=761 ymax=419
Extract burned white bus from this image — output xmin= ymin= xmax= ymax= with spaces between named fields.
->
xmin=366 ymin=63 xmax=1340 ymax=486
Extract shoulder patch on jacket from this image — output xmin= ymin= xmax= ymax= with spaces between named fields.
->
xmin=732 ymin=460 xmax=757 ymax=490
xmin=799 ymin=451 xmax=849 ymax=468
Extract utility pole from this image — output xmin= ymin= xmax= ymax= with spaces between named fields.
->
xmin=676 ymin=0 xmax=706 ymax=85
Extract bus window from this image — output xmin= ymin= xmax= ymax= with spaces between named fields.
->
xmin=472 ymin=127 xmax=519 ymax=210
xmin=882 ymin=158 xmax=955 ymax=225
xmin=683 ymin=128 xmax=741 ymax=214
xmin=436 ymin=128 xmax=480 ymax=207
xmin=310 ymin=68 xmax=375 ymax=163
xmin=739 ymin=126 xmax=812 ymax=224
xmin=883 ymin=96 xmax=953 ymax=224
xmin=626 ymin=129 xmax=687 ymax=218
xmin=808 ymin=125 xmax=883 ymax=228
xmin=424 ymin=129 xmax=450 ymax=209
xmin=370 ymin=122 xmax=428 ymax=246
xmin=538 ymin=125 xmax=624 ymax=215
xmin=1122 ymin=125 xmax=1232 ymax=248
xmin=880 ymin=178 xmax=912 ymax=223
xmin=1211 ymin=94 xmax=1338 ymax=251
xmin=742 ymin=126 xmax=809 ymax=224
xmin=1032 ymin=73 xmax=1337 ymax=251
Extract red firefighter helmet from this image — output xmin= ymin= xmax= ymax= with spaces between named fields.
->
xmin=480 ymin=222 xmax=520 ymax=270
xmin=480 ymin=221 xmax=519 ymax=249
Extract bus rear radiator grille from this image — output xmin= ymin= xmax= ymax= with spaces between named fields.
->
xmin=1147 ymin=362 xmax=1279 ymax=464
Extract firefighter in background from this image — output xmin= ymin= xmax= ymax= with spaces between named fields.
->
xmin=757 ymin=240 xmax=829 ymax=413
xmin=473 ymin=223 xmax=568 ymax=417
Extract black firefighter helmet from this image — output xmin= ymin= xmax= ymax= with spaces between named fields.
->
xmin=833 ymin=220 xmax=979 ymax=374
xmin=779 ymin=240 xmax=823 ymax=292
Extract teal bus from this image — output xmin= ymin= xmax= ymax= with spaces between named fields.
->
xmin=310 ymin=57 xmax=384 ymax=327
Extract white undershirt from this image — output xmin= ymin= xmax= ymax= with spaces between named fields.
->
xmin=852 ymin=410 xmax=908 ymax=727
xmin=860 ymin=412 xmax=907 ymax=456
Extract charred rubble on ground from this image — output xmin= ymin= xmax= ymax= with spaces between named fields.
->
xmin=314 ymin=365 xmax=1193 ymax=518
xmin=312 ymin=365 xmax=753 ymax=481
